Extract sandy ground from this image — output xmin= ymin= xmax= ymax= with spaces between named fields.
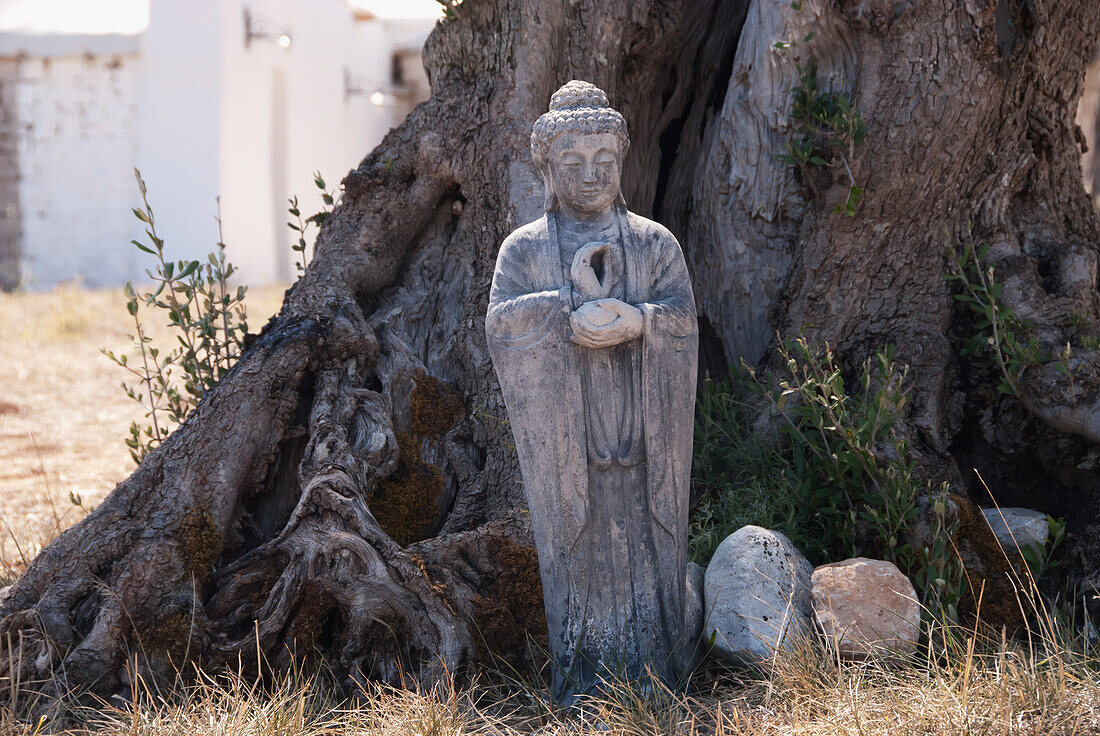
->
xmin=0 ymin=284 xmax=286 ymax=576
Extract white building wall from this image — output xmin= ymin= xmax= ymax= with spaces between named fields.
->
xmin=14 ymin=53 xmax=141 ymax=287
xmin=350 ymin=20 xmax=406 ymax=148
xmin=135 ymin=0 xmax=222 ymax=270
xmin=2 ymin=0 xmax=435 ymax=289
xmin=217 ymin=0 xmax=289 ymax=285
xmin=218 ymin=0 xmax=413 ymax=284
xmin=284 ymin=2 xmax=395 ymax=279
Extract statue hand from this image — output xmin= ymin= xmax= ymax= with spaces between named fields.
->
xmin=570 ymin=298 xmax=643 ymax=348
xmin=571 ymin=242 xmax=612 ymax=301
xmin=594 ymin=298 xmax=643 ymax=340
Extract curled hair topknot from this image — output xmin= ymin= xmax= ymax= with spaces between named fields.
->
xmin=531 ymin=80 xmax=628 ymax=168
xmin=549 ymin=80 xmax=610 ymax=111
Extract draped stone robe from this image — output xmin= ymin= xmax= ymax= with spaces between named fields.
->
xmin=486 ymin=206 xmax=698 ymax=699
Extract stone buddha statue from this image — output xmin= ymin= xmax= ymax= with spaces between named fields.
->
xmin=485 ymin=80 xmax=699 ymax=701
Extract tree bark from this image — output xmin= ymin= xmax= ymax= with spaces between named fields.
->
xmin=3 ymin=0 xmax=1100 ymax=706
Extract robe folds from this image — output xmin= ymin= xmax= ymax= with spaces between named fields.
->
xmin=485 ymin=206 xmax=698 ymax=697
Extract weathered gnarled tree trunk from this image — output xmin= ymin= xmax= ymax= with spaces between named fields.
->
xmin=3 ymin=0 xmax=1100 ymax=705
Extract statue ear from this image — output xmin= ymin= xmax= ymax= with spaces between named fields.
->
xmin=541 ymin=165 xmax=559 ymax=212
xmin=615 ymin=138 xmax=630 ymax=207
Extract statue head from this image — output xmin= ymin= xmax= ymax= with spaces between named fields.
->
xmin=531 ymin=80 xmax=629 ymax=217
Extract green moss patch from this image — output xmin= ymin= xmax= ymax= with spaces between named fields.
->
xmin=372 ymin=371 xmax=465 ymax=546
xmin=287 ymin=583 xmax=337 ymax=653
xmin=953 ymin=494 xmax=1026 ymax=633
xmin=140 ymin=611 xmax=192 ymax=664
xmin=176 ymin=506 xmax=221 ymax=579
xmin=410 ymin=370 xmax=466 ymax=437
xmin=473 ymin=537 xmax=547 ymax=669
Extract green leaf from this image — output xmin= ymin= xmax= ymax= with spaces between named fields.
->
xmin=831 ymin=185 xmax=863 ymax=216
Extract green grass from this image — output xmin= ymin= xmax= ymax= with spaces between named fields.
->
xmin=689 ymin=370 xmax=812 ymax=565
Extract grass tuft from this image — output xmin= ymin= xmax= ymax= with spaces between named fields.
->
xmin=2 ymin=592 xmax=1097 ymax=736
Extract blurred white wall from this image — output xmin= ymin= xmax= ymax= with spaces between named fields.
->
xmin=0 ymin=0 xmax=437 ymax=289
xmin=136 ymin=0 xmax=222 ymax=272
xmin=13 ymin=53 xmax=140 ymax=286
xmin=216 ymin=0 xmax=407 ymax=283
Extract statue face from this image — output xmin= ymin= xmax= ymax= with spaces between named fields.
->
xmin=547 ymin=132 xmax=622 ymax=218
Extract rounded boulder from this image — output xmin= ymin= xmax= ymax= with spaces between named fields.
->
xmin=811 ymin=557 xmax=920 ymax=661
xmin=703 ymin=525 xmax=813 ymax=666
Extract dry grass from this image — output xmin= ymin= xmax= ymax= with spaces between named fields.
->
xmin=0 ymin=285 xmax=286 ymax=584
xmin=1 ymin=288 xmax=1099 ymax=735
xmin=1 ymin=625 xmax=1097 ymax=736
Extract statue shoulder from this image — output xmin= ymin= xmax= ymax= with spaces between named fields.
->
xmin=501 ymin=216 xmax=549 ymax=250
xmin=623 ymin=210 xmax=679 ymax=247
xmin=496 ymin=216 xmax=550 ymax=266
xmin=623 ymin=210 xmax=690 ymax=282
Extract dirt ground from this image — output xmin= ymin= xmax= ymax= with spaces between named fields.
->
xmin=0 ymin=284 xmax=286 ymax=578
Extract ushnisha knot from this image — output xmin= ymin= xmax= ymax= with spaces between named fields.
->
xmin=531 ymin=80 xmax=628 ymax=168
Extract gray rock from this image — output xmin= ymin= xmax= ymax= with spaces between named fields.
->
xmin=981 ymin=507 xmax=1049 ymax=554
xmin=811 ymin=557 xmax=921 ymax=660
xmin=703 ymin=525 xmax=813 ymax=666
xmin=685 ymin=561 xmax=704 ymax=643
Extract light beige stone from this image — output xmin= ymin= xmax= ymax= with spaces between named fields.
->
xmin=811 ymin=557 xmax=920 ymax=660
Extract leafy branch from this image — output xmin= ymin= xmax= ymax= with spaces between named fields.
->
xmin=287 ymin=171 xmax=337 ymax=276
xmin=946 ymin=235 xmax=1042 ymax=396
xmin=434 ymin=0 xmax=464 ymax=20
xmin=102 ymin=169 xmax=249 ymax=463
xmin=779 ymin=61 xmax=867 ymax=216
xmin=740 ymin=337 xmax=964 ymax=618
